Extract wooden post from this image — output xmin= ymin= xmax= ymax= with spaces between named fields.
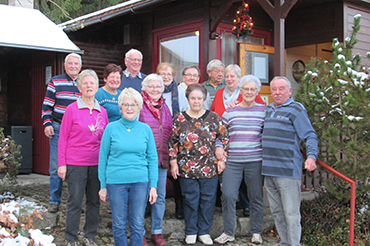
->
xmin=257 ymin=0 xmax=297 ymax=76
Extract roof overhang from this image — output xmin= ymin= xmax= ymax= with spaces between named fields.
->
xmin=58 ymin=0 xmax=167 ymax=33
xmin=0 ymin=4 xmax=82 ymax=54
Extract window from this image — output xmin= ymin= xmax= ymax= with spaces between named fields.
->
xmin=153 ymin=20 xmax=204 ymax=83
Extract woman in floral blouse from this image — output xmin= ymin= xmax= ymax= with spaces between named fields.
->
xmin=169 ymin=83 xmax=229 ymax=246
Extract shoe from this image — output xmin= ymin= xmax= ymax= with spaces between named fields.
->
xmin=48 ymin=204 xmax=59 ymax=213
xmin=214 ymin=232 xmax=235 ymax=244
xmin=83 ymin=238 xmax=97 ymax=246
xmin=198 ymin=234 xmax=213 ymax=245
xmin=243 ymin=207 xmax=250 ymax=217
xmin=185 ymin=235 xmax=197 ymax=245
xmin=143 ymin=237 xmax=148 ymax=246
xmin=65 ymin=241 xmax=79 ymax=246
xmin=251 ymin=233 xmax=263 ymax=245
xmin=151 ymin=234 xmax=166 ymax=246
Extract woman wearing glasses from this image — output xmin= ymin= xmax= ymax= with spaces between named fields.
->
xmin=214 ymin=75 xmax=266 ymax=245
xmin=138 ymin=74 xmax=173 ymax=246
xmin=210 ymin=64 xmax=265 ymax=117
xmin=98 ymin=87 xmax=158 ymax=246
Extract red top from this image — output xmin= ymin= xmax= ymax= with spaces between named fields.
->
xmin=210 ymin=88 xmax=266 ymax=117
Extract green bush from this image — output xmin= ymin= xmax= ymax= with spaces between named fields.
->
xmin=301 ymin=190 xmax=370 ymax=245
xmin=0 ymin=127 xmax=22 ymax=193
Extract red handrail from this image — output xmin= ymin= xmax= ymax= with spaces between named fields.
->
xmin=301 ymin=150 xmax=356 ymax=246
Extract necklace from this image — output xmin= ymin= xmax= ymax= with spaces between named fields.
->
xmin=122 ymin=123 xmax=136 ymax=132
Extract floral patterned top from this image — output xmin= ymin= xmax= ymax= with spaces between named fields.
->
xmin=169 ymin=110 xmax=229 ymax=179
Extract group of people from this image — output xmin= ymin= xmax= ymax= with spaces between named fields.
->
xmin=42 ymin=49 xmax=318 ymax=246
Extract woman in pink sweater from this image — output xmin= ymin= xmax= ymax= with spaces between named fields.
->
xmin=58 ymin=69 xmax=109 ymax=246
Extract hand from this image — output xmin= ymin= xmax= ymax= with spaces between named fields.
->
xmin=227 ymin=100 xmax=240 ymax=109
xmin=215 ymin=147 xmax=225 ymax=160
xmin=99 ymin=188 xmax=107 ymax=202
xmin=57 ymin=166 xmax=66 ymax=179
xmin=170 ymin=159 xmax=179 ymax=180
xmin=217 ymin=160 xmax=226 ymax=174
xmin=305 ymin=158 xmax=317 ymax=171
xmin=44 ymin=125 xmax=54 ymax=138
xmin=148 ymin=187 xmax=158 ymax=205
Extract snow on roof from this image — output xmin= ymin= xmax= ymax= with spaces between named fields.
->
xmin=0 ymin=4 xmax=81 ymax=53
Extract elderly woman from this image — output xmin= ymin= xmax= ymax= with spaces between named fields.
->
xmin=58 ymin=69 xmax=109 ymax=246
xmin=214 ymin=75 xmax=266 ymax=245
xmin=211 ymin=64 xmax=265 ymax=117
xmin=157 ymin=62 xmax=188 ymax=220
xmin=98 ymin=88 xmax=158 ymax=246
xmin=157 ymin=62 xmax=188 ymax=115
xmin=95 ymin=63 xmax=122 ymax=122
xmin=169 ymin=84 xmax=229 ymax=245
xmin=139 ymin=74 xmax=173 ymax=246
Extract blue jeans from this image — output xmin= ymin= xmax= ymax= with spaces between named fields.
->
xmin=265 ymin=176 xmax=302 ymax=246
xmin=107 ymin=182 xmax=149 ymax=246
xmin=179 ymin=176 xmax=218 ymax=236
xmin=49 ymin=121 xmax=63 ymax=205
xmin=150 ymin=167 xmax=167 ymax=234
xmin=65 ymin=165 xmax=100 ymax=242
xmin=222 ymin=161 xmax=264 ymax=236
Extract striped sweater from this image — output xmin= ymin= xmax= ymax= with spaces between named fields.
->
xmin=222 ymin=103 xmax=266 ymax=163
xmin=261 ymin=97 xmax=318 ymax=179
xmin=41 ymin=74 xmax=81 ymax=127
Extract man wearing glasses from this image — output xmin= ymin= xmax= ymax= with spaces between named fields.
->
xmin=118 ymin=48 xmax=147 ymax=92
xmin=203 ymin=59 xmax=225 ymax=102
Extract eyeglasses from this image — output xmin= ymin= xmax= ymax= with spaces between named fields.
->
xmin=121 ymin=103 xmax=138 ymax=108
xmin=127 ymin=57 xmax=143 ymax=63
xmin=240 ymin=87 xmax=257 ymax=92
xmin=184 ymin=74 xmax=199 ymax=78
xmin=159 ymin=73 xmax=173 ymax=77
xmin=147 ymin=85 xmax=163 ymax=90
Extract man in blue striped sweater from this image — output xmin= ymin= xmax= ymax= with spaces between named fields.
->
xmin=41 ymin=53 xmax=82 ymax=213
xmin=262 ymin=76 xmax=318 ymax=246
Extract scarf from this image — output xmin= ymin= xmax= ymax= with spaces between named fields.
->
xmin=141 ymin=90 xmax=165 ymax=119
xmin=164 ymin=81 xmax=180 ymax=115
xmin=223 ymin=86 xmax=240 ymax=109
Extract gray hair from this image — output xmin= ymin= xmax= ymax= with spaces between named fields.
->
xmin=118 ymin=87 xmax=143 ymax=110
xmin=206 ymin=59 xmax=224 ymax=72
xmin=239 ymin=75 xmax=262 ymax=92
xmin=271 ymin=76 xmax=292 ymax=89
xmin=225 ymin=64 xmax=242 ymax=77
xmin=141 ymin=73 xmax=164 ymax=91
xmin=65 ymin=53 xmax=82 ymax=65
xmin=182 ymin=65 xmax=201 ymax=76
xmin=76 ymin=69 xmax=99 ymax=87
xmin=125 ymin=48 xmax=143 ymax=59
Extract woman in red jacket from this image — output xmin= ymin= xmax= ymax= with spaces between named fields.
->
xmin=210 ymin=64 xmax=265 ymax=117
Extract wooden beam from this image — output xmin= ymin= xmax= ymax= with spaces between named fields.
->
xmin=256 ymin=0 xmax=274 ymax=20
xmin=257 ymin=0 xmax=297 ymax=76
xmin=281 ymin=0 xmax=298 ymax=19
xmin=210 ymin=0 xmax=239 ymax=36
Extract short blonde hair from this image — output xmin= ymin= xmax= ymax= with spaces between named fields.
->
xmin=118 ymin=87 xmax=143 ymax=110
xmin=157 ymin=62 xmax=175 ymax=77
xmin=225 ymin=64 xmax=242 ymax=77
xmin=76 ymin=69 xmax=99 ymax=87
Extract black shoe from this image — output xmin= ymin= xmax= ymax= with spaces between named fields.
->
xmin=243 ymin=207 xmax=250 ymax=217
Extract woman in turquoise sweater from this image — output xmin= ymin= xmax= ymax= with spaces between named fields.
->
xmin=98 ymin=87 xmax=158 ymax=246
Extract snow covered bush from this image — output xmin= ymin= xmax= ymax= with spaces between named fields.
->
xmin=295 ymin=14 xmax=370 ymax=199
xmin=0 ymin=128 xmax=21 ymax=193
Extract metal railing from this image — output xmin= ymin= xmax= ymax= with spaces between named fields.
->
xmin=301 ymin=150 xmax=356 ymax=246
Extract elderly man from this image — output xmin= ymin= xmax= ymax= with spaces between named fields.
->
xmin=202 ymin=59 xmax=225 ymax=102
xmin=41 ymin=53 xmax=82 ymax=213
xmin=118 ymin=48 xmax=147 ymax=92
xmin=178 ymin=65 xmax=212 ymax=109
xmin=262 ymin=76 xmax=318 ymax=246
